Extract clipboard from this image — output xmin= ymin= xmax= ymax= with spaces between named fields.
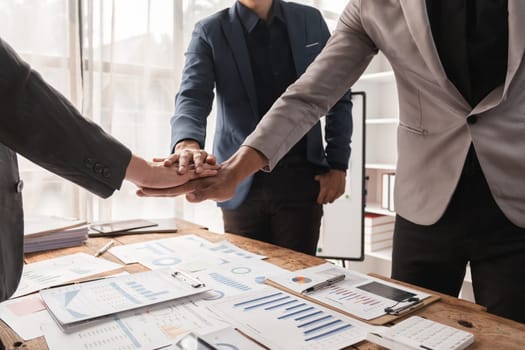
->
xmin=264 ymin=263 xmax=440 ymax=325
xmin=40 ymin=268 xmax=209 ymax=330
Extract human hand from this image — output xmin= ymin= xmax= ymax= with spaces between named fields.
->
xmin=137 ymin=146 xmax=268 ymax=200
xmin=125 ymin=154 xmax=219 ymax=190
xmin=157 ymin=140 xmax=217 ymax=175
xmin=314 ymin=169 xmax=346 ymax=204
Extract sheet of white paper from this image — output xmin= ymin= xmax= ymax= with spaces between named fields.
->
xmin=24 ymin=216 xmax=86 ymax=236
xmin=210 ymin=286 xmax=368 ymax=350
xmin=267 ymin=262 xmax=430 ymax=320
xmin=108 ymin=235 xmax=266 ymax=271
xmin=42 ymin=294 xmax=229 ymax=350
xmin=40 ymin=268 xmax=210 ymax=326
xmin=0 ymin=294 xmax=53 ymax=340
xmin=192 ymin=259 xmax=288 ymax=300
xmin=168 ymin=327 xmax=266 ymax=350
xmin=42 ymin=312 xmax=171 ymax=350
xmin=203 ymin=240 xmax=267 ymax=260
xmin=108 ymin=234 xmax=211 ymax=264
xmin=0 ymin=272 xmax=131 ymax=340
xmin=199 ymin=327 xmax=267 ymax=350
xmin=11 ymin=253 xmax=122 ymax=298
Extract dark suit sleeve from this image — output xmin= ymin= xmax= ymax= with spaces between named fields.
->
xmin=0 ymin=37 xmax=131 ymax=198
xmin=170 ymin=22 xmax=216 ymax=151
xmin=317 ymin=15 xmax=353 ymax=171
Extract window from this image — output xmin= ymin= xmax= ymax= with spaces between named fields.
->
xmin=1 ymin=0 xmax=349 ymax=227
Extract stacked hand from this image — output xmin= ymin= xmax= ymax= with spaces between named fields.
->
xmin=124 ymin=152 xmax=220 ymax=191
xmin=136 ymin=144 xmax=347 ymax=205
xmin=137 ymin=145 xmax=268 ymax=202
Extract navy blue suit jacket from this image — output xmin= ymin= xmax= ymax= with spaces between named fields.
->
xmin=171 ymin=1 xmax=353 ymax=209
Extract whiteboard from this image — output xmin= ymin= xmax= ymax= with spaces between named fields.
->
xmin=317 ymin=92 xmax=365 ymax=260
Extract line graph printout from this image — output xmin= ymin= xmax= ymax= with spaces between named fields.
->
xmin=210 ymin=287 xmax=367 ymax=350
xmin=11 ymin=253 xmax=122 ymax=298
xmin=40 ymin=268 xmax=210 ymax=327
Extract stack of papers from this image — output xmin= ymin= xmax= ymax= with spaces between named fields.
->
xmin=24 ymin=216 xmax=88 ymax=253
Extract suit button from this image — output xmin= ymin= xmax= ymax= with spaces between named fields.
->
xmin=467 ymin=115 xmax=478 ymax=124
xmin=102 ymin=168 xmax=111 ymax=178
xmin=84 ymin=158 xmax=95 ymax=169
xmin=93 ymin=163 xmax=104 ymax=174
xmin=15 ymin=180 xmax=24 ymax=193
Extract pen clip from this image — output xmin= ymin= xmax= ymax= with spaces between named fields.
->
xmin=384 ymin=298 xmax=422 ymax=316
xmin=172 ymin=270 xmax=205 ymax=288
xmin=300 ymin=274 xmax=346 ymax=294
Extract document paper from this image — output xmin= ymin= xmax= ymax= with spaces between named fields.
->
xmin=210 ymin=286 xmax=368 ymax=350
xmin=40 ymin=268 xmax=210 ymax=327
xmin=267 ymin=263 xmax=430 ymax=320
xmin=11 ymin=253 xmax=122 ymax=298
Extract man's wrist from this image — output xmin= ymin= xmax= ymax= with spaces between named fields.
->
xmin=175 ymin=139 xmax=201 ymax=152
xmin=224 ymin=146 xmax=268 ymax=183
xmin=125 ymin=154 xmax=151 ymax=187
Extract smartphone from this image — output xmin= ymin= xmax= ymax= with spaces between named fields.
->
xmin=89 ymin=219 xmax=158 ymax=234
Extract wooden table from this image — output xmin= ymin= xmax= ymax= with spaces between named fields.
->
xmin=2 ymin=218 xmax=525 ymax=349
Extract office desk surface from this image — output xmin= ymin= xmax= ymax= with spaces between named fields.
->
xmin=2 ymin=219 xmax=525 ymax=349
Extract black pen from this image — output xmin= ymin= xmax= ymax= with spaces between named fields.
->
xmin=301 ymin=274 xmax=346 ymax=294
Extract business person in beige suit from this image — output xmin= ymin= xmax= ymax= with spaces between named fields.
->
xmin=141 ymin=0 xmax=525 ymax=323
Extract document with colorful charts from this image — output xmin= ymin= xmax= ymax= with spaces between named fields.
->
xmin=40 ymin=268 xmax=210 ymax=329
xmin=209 ymin=286 xmax=371 ymax=350
xmin=265 ymin=263 xmax=439 ymax=324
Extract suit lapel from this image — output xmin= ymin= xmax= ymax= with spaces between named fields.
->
xmin=504 ymin=0 xmax=525 ymax=96
xmin=468 ymin=0 xmax=524 ymax=115
xmin=399 ymin=0 xmax=468 ymax=106
xmin=222 ymin=5 xmax=258 ymax=116
xmin=282 ymin=2 xmax=306 ymax=77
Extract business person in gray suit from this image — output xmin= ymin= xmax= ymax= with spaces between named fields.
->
xmin=143 ymin=0 xmax=525 ymax=323
xmin=169 ymin=0 xmax=352 ymax=254
xmin=0 ymin=37 xmax=218 ymax=315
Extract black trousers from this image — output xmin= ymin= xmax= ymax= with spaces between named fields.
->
xmin=222 ymin=160 xmax=323 ymax=255
xmin=392 ymin=146 xmax=525 ymax=323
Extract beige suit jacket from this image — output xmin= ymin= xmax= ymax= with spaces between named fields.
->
xmin=244 ymin=0 xmax=525 ymax=227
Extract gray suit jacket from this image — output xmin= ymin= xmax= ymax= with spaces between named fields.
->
xmin=0 ymin=38 xmax=131 ymax=301
xmin=244 ymin=0 xmax=525 ymax=227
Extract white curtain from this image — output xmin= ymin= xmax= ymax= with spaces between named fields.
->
xmin=0 ymin=0 xmax=83 ymax=219
xmin=81 ymin=0 xmax=184 ymax=222
xmin=1 ymin=0 xmax=348 ymax=228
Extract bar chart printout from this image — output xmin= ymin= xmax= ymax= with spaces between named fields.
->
xmin=210 ymin=287 xmax=367 ymax=350
xmin=266 ymin=263 xmax=430 ymax=320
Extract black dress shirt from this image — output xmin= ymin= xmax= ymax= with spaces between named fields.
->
xmin=237 ymin=0 xmax=308 ymax=160
xmin=426 ymin=0 xmax=508 ymax=107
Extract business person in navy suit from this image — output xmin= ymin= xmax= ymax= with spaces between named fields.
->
xmin=170 ymin=0 xmax=353 ymax=254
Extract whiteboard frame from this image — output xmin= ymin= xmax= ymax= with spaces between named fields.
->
xmin=316 ymin=91 xmax=366 ymax=261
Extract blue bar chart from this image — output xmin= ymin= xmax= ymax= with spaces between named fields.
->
xmin=211 ymin=288 xmax=366 ymax=350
